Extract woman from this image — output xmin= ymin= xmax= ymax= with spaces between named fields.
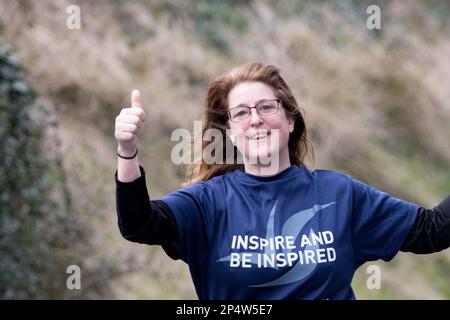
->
xmin=114 ymin=62 xmax=449 ymax=299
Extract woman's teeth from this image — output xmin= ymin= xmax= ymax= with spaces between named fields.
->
xmin=249 ymin=132 xmax=271 ymax=140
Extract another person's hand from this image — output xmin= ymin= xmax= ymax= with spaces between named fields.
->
xmin=115 ymin=89 xmax=146 ymax=156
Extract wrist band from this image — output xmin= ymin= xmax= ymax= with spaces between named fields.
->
xmin=117 ymin=148 xmax=138 ymax=159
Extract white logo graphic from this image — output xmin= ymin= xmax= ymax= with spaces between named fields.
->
xmin=218 ymin=202 xmax=336 ymax=287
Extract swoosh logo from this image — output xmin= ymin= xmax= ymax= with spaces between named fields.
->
xmin=217 ymin=201 xmax=336 ymax=287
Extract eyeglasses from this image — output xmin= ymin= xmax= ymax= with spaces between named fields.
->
xmin=227 ymin=99 xmax=281 ymax=123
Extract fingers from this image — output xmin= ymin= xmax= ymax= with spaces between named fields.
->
xmin=115 ymin=131 xmax=134 ymax=142
xmin=116 ymin=122 xmax=140 ymax=134
xmin=120 ymin=107 xmax=145 ymax=121
xmin=116 ymin=113 xmax=143 ymax=126
xmin=131 ymin=89 xmax=142 ymax=108
xmin=114 ymin=90 xmax=145 ymax=147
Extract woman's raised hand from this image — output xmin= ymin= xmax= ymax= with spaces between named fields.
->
xmin=115 ymin=89 xmax=146 ymax=157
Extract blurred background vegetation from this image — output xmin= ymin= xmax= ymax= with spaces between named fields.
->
xmin=0 ymin=0 xmax=449 ymax=299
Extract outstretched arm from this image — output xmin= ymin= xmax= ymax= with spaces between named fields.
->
xmin=401 ymin=195 xmax=450 ymax=254
xmin=115 ymin=165 xmax=180 ymax=260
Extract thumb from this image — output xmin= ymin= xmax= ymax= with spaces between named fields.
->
xmin=131 ymin=89 xmax=142 ymax=108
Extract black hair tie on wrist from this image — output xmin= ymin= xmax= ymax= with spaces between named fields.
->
xmin=117 ymin=148 xmax=138 ymax=159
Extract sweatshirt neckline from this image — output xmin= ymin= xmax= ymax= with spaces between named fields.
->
xmin=232 ymin=165 xmax=303 ymax=183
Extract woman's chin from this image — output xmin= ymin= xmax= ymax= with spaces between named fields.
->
xmin=246 ymin=148 xmax=279 ymax=165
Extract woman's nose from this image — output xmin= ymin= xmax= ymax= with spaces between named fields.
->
xmin=249 ymin=108 xmax=263 ymax=125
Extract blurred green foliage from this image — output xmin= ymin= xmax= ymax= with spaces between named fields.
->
xmin=0 ymin=42 xmax=93 ymax=299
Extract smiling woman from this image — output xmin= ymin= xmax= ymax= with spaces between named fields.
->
xmin=226 ymin=81 xmax=294 ymax=176
xmin=114 ymin=62 xmax=450 ymax=300
xmin=185 ymin=63 xmax=310 ymax=182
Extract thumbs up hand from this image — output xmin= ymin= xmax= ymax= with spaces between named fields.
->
xmin=131 ymin=89 xmax=142 ymax=108
xmin=115 ymin=89 xmax=146 ymax=157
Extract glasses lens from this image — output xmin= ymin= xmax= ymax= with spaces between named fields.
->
xmin=229 ymin=106 xmax=250 ymax=122
xmin=257 ymin=100 xmax=279 ymax=115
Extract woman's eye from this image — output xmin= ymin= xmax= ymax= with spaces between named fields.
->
xmin=260 ymin=104 xmax=276 ymax=112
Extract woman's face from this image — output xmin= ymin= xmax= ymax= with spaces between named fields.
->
xmin=227 ymin=81 xmax=294 ymax=167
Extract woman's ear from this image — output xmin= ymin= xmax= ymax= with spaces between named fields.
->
xmin=288 ymin=117 xmax=295 ymax=133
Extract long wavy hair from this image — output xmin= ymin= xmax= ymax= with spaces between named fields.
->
xmin=186 ymin=62 xmax=313 ymax=185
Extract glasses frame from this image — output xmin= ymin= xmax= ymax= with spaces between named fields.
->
xmin=226 ymin=99 xmax=281 ymax=123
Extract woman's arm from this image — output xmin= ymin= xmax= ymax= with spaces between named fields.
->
xmin=115 ymin=165 xmax=180 ymax=259
xmin=400 ymin=195 xmax=450 ymax=254
xmin=114 ymin=90 xmax=180 ymax=258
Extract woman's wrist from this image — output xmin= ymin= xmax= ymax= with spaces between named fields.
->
xmin=117 ymin=145 xmax=138 ymax=159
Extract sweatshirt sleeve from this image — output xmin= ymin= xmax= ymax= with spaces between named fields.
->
xmin=401 ymin=195 xmax=450 ymax=254
xmin=115 ymin=165 xmax=181 ymax=260
xmin=351 ymin=178 xmax=418 ymax=264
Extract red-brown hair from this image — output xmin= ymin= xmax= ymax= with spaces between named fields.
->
xmin=186 ymin=62 xmax=313 ymax=184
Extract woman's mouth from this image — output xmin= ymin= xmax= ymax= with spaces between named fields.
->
xmin=248 ymin=130 xmax=271 ymax=141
